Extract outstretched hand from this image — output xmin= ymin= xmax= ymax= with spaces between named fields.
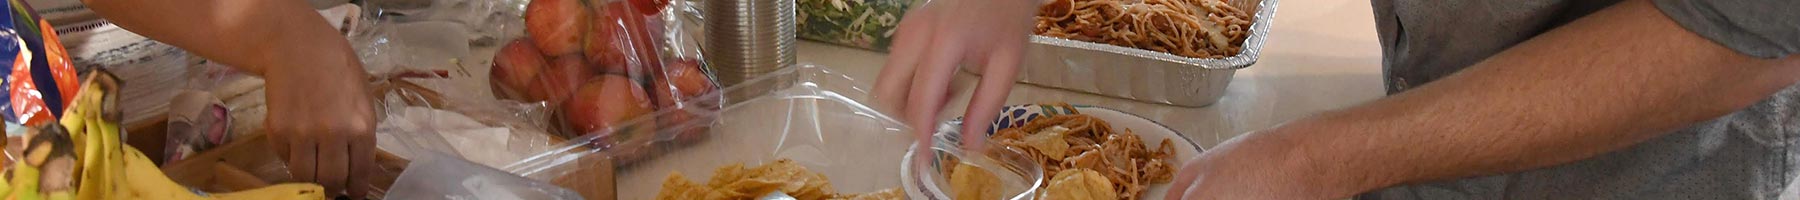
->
xmin=875 ymin=0 xmax=1039 ymax=150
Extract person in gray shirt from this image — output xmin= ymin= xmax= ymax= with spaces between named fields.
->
xmin=876 ymin=0 xmax=1800 ymax=199
xmin=1361 ymin=0 xmax=1800 ymax=199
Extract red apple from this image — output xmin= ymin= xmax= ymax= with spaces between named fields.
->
xmin=629 ymin=0 xmax=668 ymax=15
xmin=563 ymin=75 xmax=656 ymax=136
xmin=584 ymin=8 xmax=630 ymax=74
xmin=526 ymin=0 xmax=590 ymax=56
xmin=491 ymin=39 xmax=548 ymax=99
xmin=585 ymin=1 xmax=662 ymax=77
xmin=652 ymin=59 xmax=717 ymax=144
xmin=650 ymin=59 xmax=714 ymax=107
xmin=529 ymin=56 xmax=595 ymax=104
xmin=614 ymin=3 xmax=663 ymax=74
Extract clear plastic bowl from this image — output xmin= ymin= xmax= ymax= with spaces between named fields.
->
xmin=902 ymin=120 xmax=1046 ymax=200
xmin=504 ymin=64 xmax=926 ymax=199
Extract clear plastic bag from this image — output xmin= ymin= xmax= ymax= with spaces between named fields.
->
xmin=350 ymin=0 xmax=574 ymax=169
xmin=484 ymin=0 xmax=723 ymax=144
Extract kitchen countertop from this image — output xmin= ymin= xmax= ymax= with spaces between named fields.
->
xmin=792 ymin=1 xmax=1387 ymax=147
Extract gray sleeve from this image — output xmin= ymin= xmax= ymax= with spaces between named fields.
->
xmin=1653 ymin=0 xmax=1800 ymax=58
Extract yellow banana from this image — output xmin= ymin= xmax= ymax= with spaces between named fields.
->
xmin=46 ymin=191 xmax=71 ymax=200
xmin=119 ymin=145 xmax=204 ymax=200
xmin=73 ymin=83 xmax=113 ymax=200
xmin=10 ymin=160 xmax=42 ymax=200
xmin=0 ymin=176 xmax=12 ymax=198
xmin=204 ymin=183 xmax=328 ymax=200
xmin=120 ymin=145 xmax=324 ymax=200
xmin=15 ymin=123 xmax=79 ymax=200
xmin=13 ymin=63 xmax=327 ymax=200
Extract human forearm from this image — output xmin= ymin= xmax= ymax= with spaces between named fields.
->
xmin=81 ymin=0 xmax=356 ymax=76
xmin=1246 ymin=0 xmax=1800 ymax=198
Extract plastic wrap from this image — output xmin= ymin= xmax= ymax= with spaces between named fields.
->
xmin=503 ymin=64 xmax=916 ymax=200
xmin=485 ymin=0 xmax=723 ymax=144
xmin=383 ymin=152 xmax=583 ymax=200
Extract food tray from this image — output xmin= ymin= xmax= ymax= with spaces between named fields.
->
xmin=503 ymin=64 xmax=919 ymax=199
xmin=965 ymin=0 xmax=1279 ymax=107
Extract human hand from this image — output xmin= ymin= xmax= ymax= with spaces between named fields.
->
xmin=874 ymin=0 xmax=1038 ymax=150
xmin=263 ymin=58 xmax=377 ymax=199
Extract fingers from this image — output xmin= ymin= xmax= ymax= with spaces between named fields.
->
xmin=347 ymin=131 xmax=376 ymax=200
xmin=317 ymin=131 xmax=350 ymax=197
xmin=958 ymin=43 xmax=1024 ymax=151
xmin=269 ymin=129 xmax=291 ymax=162
xmin=904 ymin=35 xmax=968 ymax=145
xmin=1166 ymin=156 xmax=1208 ymax=199
xmin=286 ymin=133 xmax=319 ymax=185
xmin=875 ymin=6 xmax=938 ymax=116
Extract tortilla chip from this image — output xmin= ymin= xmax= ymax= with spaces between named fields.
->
xmin=950 ymin=162 xmax=1003 ymax=200
xmin=1024 ymin=126 xmax=1072 ymax=160
xmin=1040 ymin=169 xmax=1117 ymax=200
xmin=659 ymin=159 xmax=903 ymax=200
xmin=656 ymin=172 xmax=712 ymax=200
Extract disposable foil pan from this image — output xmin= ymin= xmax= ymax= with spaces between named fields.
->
xmin=965 ymin=0 xmax=1279 ymax=107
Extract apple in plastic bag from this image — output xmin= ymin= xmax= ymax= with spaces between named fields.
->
xmin=525 ymin=0 xmax=590 ymax=56
xmin=491 ymin=39 xmax=548 ymax=99
xmin=652 ymin=59 xmax=717 ymax=144
xmin=629 ymin=0 xmax=668 ymax=15
xmin=585 ymin=1 xmax=659 ymax=76
xmin=563 ymin=74 xmax=655 ymax=137
xmin=529 ymin=56 xmax=595 ymax=104
xmin=650 ymin=59 xmax=714 ymax=108
xmin=584 ymin=7 xmax=630 ymax=74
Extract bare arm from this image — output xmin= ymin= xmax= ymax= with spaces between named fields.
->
xmin=1173 ymin=0 xmax=1800 ymax=198
xmin=80 ymin=0 xmax=355 ymax=76
xmin=80 ymin=0 xmax=376 ymax=197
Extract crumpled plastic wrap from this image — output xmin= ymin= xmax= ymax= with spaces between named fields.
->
xmin=347 ymin=0 xmax=574 ymax=170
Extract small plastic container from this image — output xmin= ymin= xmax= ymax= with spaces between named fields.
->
xmin=504 ymin=64 xmax=923 ymax=200
xmin=902 ymin=120 xmax=1045 ymax=200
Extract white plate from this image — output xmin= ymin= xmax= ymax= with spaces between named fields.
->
xmin=1075 ymin=106 xmax=1203 ymax=199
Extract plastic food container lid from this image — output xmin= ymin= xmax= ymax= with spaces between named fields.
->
xmin=506 ymin=64 xmax=925 ymax=199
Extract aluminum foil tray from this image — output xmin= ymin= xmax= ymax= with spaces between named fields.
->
xmin=966 ymin=0 xmax=1279 ymax=107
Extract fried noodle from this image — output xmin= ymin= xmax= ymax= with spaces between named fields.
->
xmin=1036 ymin=0 xmax=1255 ymax=58
xmin=992 ymin=103 xmax=1177 ymax=200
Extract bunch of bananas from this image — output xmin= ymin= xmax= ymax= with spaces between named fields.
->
xmin=0 ymin=70 xmax=327 ymax=200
